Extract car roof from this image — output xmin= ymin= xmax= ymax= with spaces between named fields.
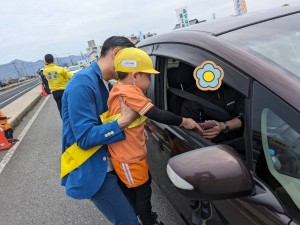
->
xmin=181 ymin=5 xmax=300 ymax=36
xmin=137 ymin=5 xmax=300 ymax=112
xmin=139 ymin=5 xmax=300 ymax=47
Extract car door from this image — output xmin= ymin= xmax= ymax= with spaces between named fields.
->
xmin=212 ymin=80 xmax=300 ymax=225
xmin=143 ymin=43 xmax=250 ymax=224
xmin=145 ymin=55 xmax=207 ymax=224
xmin=141 ymin=43 xmax=297 ymax=225
xmin=248 ymin=81 xmax=300 ymax=225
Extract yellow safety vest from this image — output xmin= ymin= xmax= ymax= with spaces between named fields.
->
xmin=60 ymin=112 xmax=147 ymax=178
xmin=43 ymin=64 xmax=73 ymax=91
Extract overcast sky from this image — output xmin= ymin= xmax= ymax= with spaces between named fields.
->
xmin=0 ymin=0 xmax=299 ymax=64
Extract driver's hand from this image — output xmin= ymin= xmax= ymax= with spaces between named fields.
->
xmin=203 ymin=121 xmax=223 ymax=139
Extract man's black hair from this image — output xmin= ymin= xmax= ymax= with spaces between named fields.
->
xmin=100 ymin=36 xmax=135 ymax=57
xmin=44 ymin=54 xmax=54 ymax=64
xmin=117 ymin=72 xmax=129 ymax=80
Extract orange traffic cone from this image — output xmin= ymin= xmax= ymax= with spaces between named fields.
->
xmin=41 ymin=85 xmax=48 ymax=96
xmin=0 ymin=131 xmax=12 ymax=151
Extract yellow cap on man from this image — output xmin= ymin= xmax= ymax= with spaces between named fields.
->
xmin=114 ymin=48 xmax=159 ymax=74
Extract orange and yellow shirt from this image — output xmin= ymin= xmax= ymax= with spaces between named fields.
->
xmin=107 ymin=82 xmax=154 ymax=163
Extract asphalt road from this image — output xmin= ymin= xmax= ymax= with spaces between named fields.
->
xmin=0 ymin=79 xmax=39 ymax=108
xmin=0 ymin=96 xmax=184 ymax=225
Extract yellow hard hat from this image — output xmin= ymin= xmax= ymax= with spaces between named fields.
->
xmin=114 ymin=48 xmax=159 ymax=74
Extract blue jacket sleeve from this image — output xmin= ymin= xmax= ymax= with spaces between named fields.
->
xmin=66 ymin=77 xmax=125 ymax=149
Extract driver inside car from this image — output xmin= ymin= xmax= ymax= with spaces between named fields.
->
xmin=180 ymin=84 xmax=244 ymax=146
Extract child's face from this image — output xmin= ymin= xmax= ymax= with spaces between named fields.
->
xmin=134 ymin=72 xmax=152 ymax=93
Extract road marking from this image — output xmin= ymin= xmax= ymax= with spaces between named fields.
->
xmin=0 ymin=79 xmax=38 ymax=94
xmin=0 ymin=80 xmax=38 ymax=96
xmin=0 ymin=83 xmax=39 ymax=106
xmin=0 ymin=95 xmax=50 ymax=175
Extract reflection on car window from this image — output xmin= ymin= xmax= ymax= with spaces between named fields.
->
xmin=253 ymin=81 xmax=300 ymax=218
xmin=220 ymin=13 xmax=300 ymax=80
xmin=248 ymin=30 xmax=300 ymax=78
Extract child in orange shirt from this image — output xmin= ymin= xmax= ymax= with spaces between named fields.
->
xmin=106 ymin=48 xmax=202 ymax=225
xmin=0 ymin=111 xmax=14 ymax=141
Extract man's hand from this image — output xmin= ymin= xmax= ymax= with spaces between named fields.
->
xmin=202 ymin=121 xmax=223 ymax=139
xmin=117 ymin=96 xmax=138 ymax=130
xmin=180 ymin=118 xmax=203 ymax=134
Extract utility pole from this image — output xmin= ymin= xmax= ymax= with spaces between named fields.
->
xmin=12 ymin=62 xmax=21 ymax=78
xmin=54 ymin=54 xmax=60 ymax=66
xmin=31 ymin=62 xmax=35 ymax=75
xmin=22 ymin=62 xmax=28 ymax=76
xmin=68 ymin=53 xmax=74 ymax=65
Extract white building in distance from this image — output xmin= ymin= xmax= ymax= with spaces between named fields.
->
xmin=127 ymin=32 xmax=157 ymax=45
xmin=86 ymin=40 xmax=102 ymax=63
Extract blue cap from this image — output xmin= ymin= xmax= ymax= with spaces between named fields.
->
xmin=269 ymin=149 xmax=275 ymax=156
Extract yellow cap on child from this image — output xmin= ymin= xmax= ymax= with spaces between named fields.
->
xmin=114 ymin=48 xmax=159 ymax=74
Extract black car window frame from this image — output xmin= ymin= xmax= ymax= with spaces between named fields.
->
xmin=146 ymin=56 xmax=157 ymax=106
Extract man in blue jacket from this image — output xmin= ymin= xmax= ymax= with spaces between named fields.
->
xmin=61 ymin=36 xmax=139 ymax=225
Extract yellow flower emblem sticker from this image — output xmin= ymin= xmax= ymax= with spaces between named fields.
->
xmin=193 ymin=61 xmax=224 ymax=91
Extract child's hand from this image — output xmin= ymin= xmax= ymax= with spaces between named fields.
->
xmin=180 ymin=118 xmax=204 ymax=134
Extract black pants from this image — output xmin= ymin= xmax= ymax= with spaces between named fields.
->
xmin=52 ymin=90 xmax=64 ymax=118
xmin=119 ymin=173 xmax=154 ymax=225
xmin=4 ymin=128 xmax=13 ymax=139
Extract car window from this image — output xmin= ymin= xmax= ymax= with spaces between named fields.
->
xmin=252 ymin=81 xmax=300 ymax=220
xmin=164 ymin=58 xmax=246 ymax=154
xmin=220 ymin=13 xmax=300 ymax=81
xmin=147 ymin=43 xmax=250 ymax=97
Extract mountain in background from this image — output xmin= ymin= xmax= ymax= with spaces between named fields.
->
xmin=0 ymin=55 xmax=87 ymax=81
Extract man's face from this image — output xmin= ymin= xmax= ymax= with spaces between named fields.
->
xmin=111 ymin=47 xmax=122 ymax=80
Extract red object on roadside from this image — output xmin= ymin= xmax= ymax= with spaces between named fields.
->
xmin=41 ymin=85 xmax=48 ymax=96
xmin=0 ymin=131 xmax=12 ymax=151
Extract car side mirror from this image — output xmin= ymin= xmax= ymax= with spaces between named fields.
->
xmin=167 ymin=144 xmax=254 ymax=200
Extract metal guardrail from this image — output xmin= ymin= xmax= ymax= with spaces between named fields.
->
xmin=0 ymin=78 xmax=38 ymax=93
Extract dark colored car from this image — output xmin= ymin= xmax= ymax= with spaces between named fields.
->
xmin=137 ymin=5 xmax=300 ymax=225
xmin=0 ymin=81 xmax=8 ymax=87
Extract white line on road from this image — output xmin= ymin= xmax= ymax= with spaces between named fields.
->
xmin=0 ymin=95 xmax=50 ymax=175
xmin=0 ymin=83 xmax=39 ymax=106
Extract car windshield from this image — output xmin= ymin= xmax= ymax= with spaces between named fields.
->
xmin=68 ymin=65 xmax=81 ymax=71
xmin=220 ymin=12 xmax=300 ymax=80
